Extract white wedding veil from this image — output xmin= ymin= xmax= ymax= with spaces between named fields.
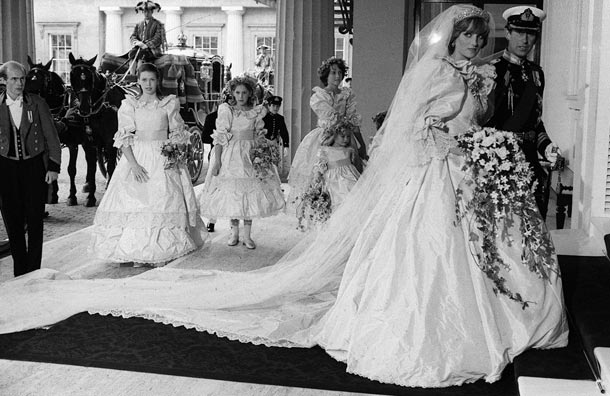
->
xmin=0 ymin=5 xmax=496 ymax=344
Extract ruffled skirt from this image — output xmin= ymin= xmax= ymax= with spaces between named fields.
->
xmin=198 ymin=138 xmax=285 ymax=219
xmin=90 ymin=140 xmax=207 ymax=264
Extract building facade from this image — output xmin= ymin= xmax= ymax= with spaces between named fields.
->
xmin=32 ymin=0 xmax=277 ymax=82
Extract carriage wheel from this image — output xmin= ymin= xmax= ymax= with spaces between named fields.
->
xmin=188 ymin=126 xmax=205 ymax=184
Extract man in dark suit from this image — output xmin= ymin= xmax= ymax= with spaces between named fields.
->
xmin=485 ymin=6 xmax=560 ymax=219
xmin=0 ymin=61 xmax=61 ymax=277
xmin=127 ymin=1 xmax=166 ymax=74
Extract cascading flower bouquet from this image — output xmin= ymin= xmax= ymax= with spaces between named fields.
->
xmin=295 ymin=170 xmax=332 ymax=231
xmin=454 ymin=126 xmax=559 ymax=309
xmin=250 ymin=136 xmax=281 ymax=180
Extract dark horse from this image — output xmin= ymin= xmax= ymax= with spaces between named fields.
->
xmin=24 ymin=56 xmax=67 ymax=205
xmin=66 ymin=53 xmax=125 ymax=207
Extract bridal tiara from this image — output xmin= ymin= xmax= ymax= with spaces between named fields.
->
xmin=455 ymin=7 xmax=490 ymax=24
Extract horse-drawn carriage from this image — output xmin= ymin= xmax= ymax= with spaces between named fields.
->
xmin=23 ymin=46 xmax=226 ymax=207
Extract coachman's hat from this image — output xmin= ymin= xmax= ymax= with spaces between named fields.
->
xmin=503 ymin=6 xmax=546 ymax=31
xmin=135 ymin=1 xmax=161 ymax=13
xmin=268 ymin=96 xmax=282 ymax=106
xmin=257 ymin=44 xmax=270 ymax=51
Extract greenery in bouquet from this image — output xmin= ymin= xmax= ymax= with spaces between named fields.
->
xmin=160 ymin=141 xmax=189 ymax=170
xmin=296 ymin=172 xmax=332 ymax=232
xmin=250 ymin=138 xmax=280 ymax=180
xmin=454 ymin=127 xmax=559 ymax=309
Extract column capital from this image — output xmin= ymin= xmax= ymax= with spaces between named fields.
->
xmin=163 ymin=6 xmax=183 ymax=16
xmin=100 ymin=6 xmax=123 ymax=15
xmin=222 ymin=6 xmax=245 ymax=16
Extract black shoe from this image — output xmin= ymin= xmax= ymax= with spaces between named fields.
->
xmin=207 ymin=223 xmax=215 ymax=232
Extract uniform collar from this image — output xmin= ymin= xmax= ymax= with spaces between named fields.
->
xmin=502 ymin=49 xmax=527 ymax=66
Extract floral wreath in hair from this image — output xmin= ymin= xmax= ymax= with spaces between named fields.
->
xmin=317 ymin=57 xmax=349 ymax=77
xmin=320 ymin=116 xmax=357 ymax=146
xmin=228 ymin=74 xmax=258 ymax=94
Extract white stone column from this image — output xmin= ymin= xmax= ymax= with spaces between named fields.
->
xmin=163 ymin=6 xmax=183 ymax=47
xmin=0 ymin=0 xmax=35 ymax=64
xmin=222 ymin=6 xmax=245 ymax=74
xmin=276 ymin=0 xmax=335 ymax=159
xmin=100 ymin=7 xmax=123 ymax=54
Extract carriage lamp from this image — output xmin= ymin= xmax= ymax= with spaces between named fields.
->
xmin=200 ymin=60 xmax=212 ymax=82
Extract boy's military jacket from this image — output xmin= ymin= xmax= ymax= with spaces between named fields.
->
xmin=485 ymin=50 xmax=551 ymax=179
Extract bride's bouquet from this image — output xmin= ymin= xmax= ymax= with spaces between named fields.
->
xmin=296 ymin=172 xmax=332 ymax=231
xmin=455 ymin=127 xmax=558 ymax=308
xmin=250 ymin=138 xmax=281 ymax=180
xmin=160 ymin=141 xmax=189 ymax=170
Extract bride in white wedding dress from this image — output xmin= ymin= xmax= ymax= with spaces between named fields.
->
xmin=0 ymin=5 xmax=567 ymax=388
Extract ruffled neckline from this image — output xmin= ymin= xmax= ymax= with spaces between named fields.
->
xmin=223 ymin=103 xmax=266 ymax=119
xmin=127 ymin=94 xmax=176 ymax=109
xmin=312 ymin=86 xmax=351 ymax=102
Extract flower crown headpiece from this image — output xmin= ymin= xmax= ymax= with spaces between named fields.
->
xmin=317 ymin=57 xmax=349 ymax=76
xmin=320 ymin=117 xmax=356 ymax=145
xmin=229 ymin=74 xmax=258 ymax=92
xmin=454 ymin=7 xmax=490 ymax=24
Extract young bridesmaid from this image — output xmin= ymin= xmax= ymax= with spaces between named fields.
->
xmin=287 ymin=57 xmax=365 ymax=212
xmin=314 ymin=122 xmax=361 ymax=211
xmin=90 ymin=63 xmax=207 ymax=265
xmin=197 ymin=76 xmax=285 ymax=249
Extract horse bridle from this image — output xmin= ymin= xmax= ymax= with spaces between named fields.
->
xmin=70 ymin=63 xmax=113 ymax=118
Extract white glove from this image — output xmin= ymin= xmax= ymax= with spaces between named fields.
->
xmin=544 ymin=143 xmax=561 ymax=164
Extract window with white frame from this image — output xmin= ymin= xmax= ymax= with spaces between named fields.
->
xmin=49 ymin=33 xmax=73 ymax=83
xmin=255 ymin=36 xmax=276 ymax=60
xmin=193 ymin=35 xmax=219 ymax=55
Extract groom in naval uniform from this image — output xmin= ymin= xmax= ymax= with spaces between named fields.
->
xmin=485 ymin=6 xmax=560 ymax=219
xmin=0 ymin=61 xmax=61 ymax=277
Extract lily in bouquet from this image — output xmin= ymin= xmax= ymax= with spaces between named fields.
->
xmin=454 ymin=127 xmax=559 ymax=309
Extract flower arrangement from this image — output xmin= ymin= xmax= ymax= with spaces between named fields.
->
xmin=454 ymin=127 xmax=559 ymax=309
xmin=320 ymin=116 xmax=358 ymax=145
xmin=295 ymin=172 xmax=332 ymax=231
xmin=250 ymin=138 xmax=280 ymax=180
xmin=160 ymin=141 xmax=189 ymax=170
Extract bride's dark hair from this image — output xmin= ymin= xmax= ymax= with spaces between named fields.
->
xmin=136 ymin=62 xmax=164 ymax=98
xmin=448 ymin=16 xmax=490 ymax=53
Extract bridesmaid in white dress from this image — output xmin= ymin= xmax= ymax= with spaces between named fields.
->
xmin=287 ymin=57 xmax=365 ymax=212
xmin=314 ymin=126 xmax=360 ymax=211
xmin=90 ymin=63 xmax=207 ymax=265
xmin=0 ymin=5 xmax=568 ymax=390
xmin=197 ymin=76 xmax=285 ymax=249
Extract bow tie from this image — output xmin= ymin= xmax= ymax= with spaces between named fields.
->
xmin=6 ymin=96 xmax=23 ymax=106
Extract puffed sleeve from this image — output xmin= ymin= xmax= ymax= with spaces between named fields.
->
xmin=413 ymin=59 xmax=467 ymax=160
xmin=166 ymin=96 xmax=190 ymax=144
xmin=212 ymin=103 xmax=233 ymax=147
xmin=310 ymin=88 xmax=338 ymax=128
xmin=113 ymin=98 xmax=137 ymax=149
xmin=343 ymin=88 xmax=362 ymax=127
